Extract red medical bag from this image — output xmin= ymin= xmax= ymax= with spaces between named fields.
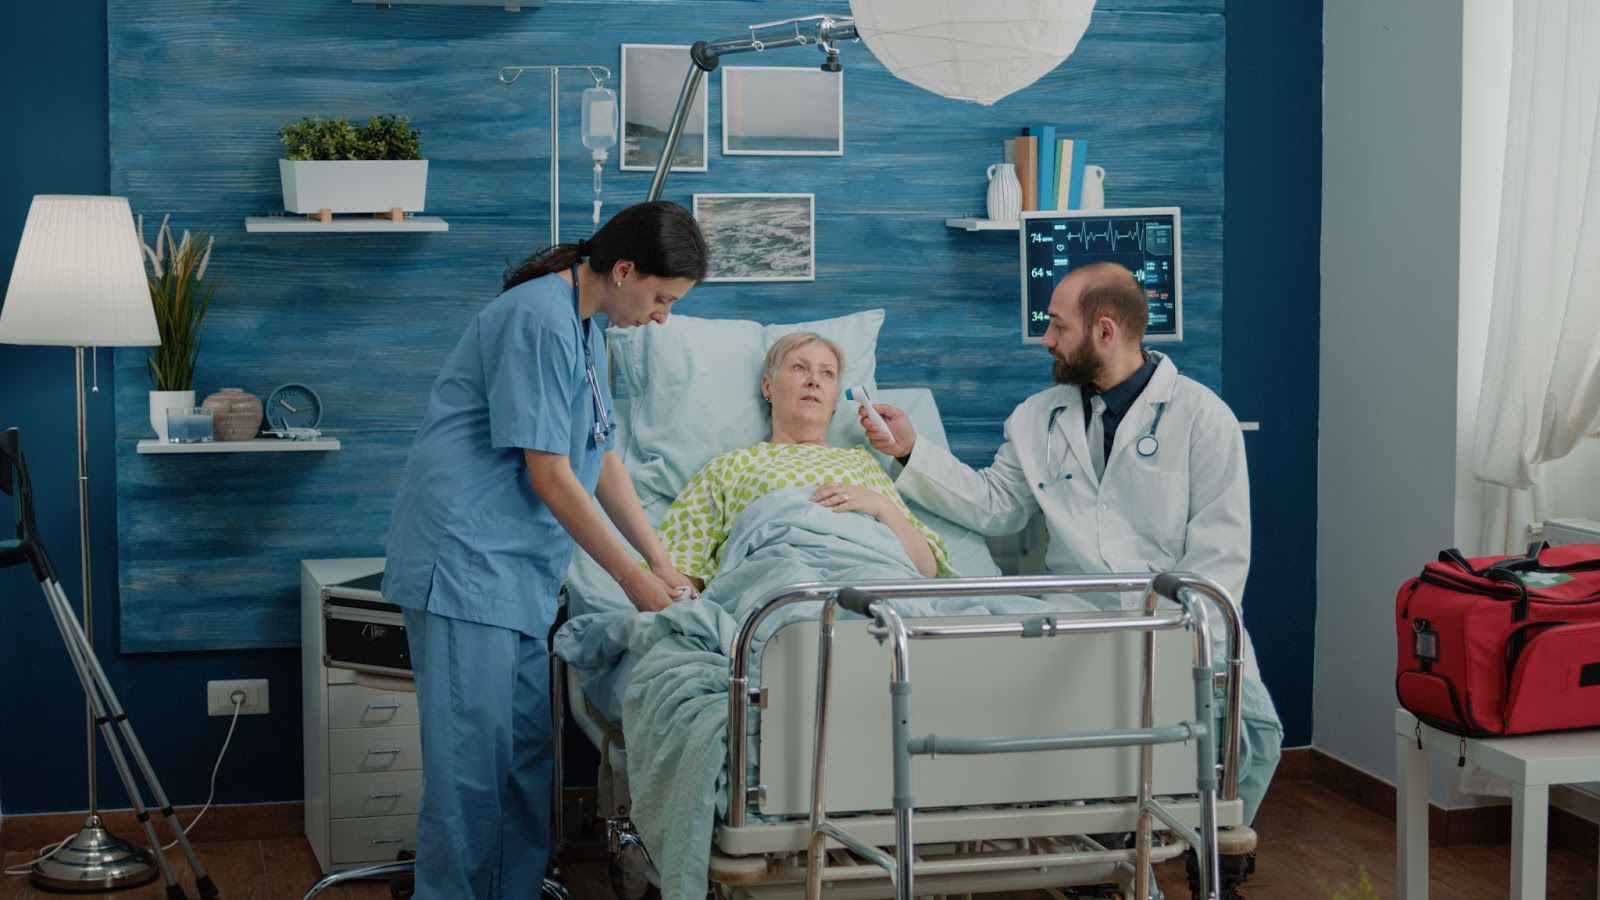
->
xmin=1395 ymin=543 xmax=1600 ymax=736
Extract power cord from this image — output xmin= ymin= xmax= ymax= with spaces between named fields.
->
xmin=3 ymin=690 xmax=247 ymax=874
xmin=165 ymin=689 xmax=247 ymax=849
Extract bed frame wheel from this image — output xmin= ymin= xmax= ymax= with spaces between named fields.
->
xmin=609 ymin=841 xmax=660 ymax=900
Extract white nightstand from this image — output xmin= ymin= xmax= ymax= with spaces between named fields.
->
xmin=301 ymin=558 xmax=422 ymax=873
xmin=1396 ymin=707 xmax=1600 ymax=899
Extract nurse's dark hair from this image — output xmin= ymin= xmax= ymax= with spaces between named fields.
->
xmin=502 ymin=200 xmax=709 ymax=292
xmin=1072 ymin=261 xmax=1148 ymax=343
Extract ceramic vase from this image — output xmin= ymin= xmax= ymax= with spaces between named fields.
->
xmin=986 ymin=163 xmax=1022 ymax=222
xmin=1081 ymin=165 xmax=1107 ymax=211
xmin=202 ymin=388 xmax=265 ymax=441
xmin=149 ymin=390 xmax=195 ymax=442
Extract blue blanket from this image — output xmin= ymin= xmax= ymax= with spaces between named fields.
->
xmin=554 ymin=488 xmax=1064 ymax=899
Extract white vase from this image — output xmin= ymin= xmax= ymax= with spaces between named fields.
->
xmin=149 ymin=390 xmax=195 ymax=442
xmin=1080 ymin=164 xmax=1106 ymax=211
xmin=986 ymin=162 xmax=1022 ymax=222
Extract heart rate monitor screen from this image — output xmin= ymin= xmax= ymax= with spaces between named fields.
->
xmin=1019 ymin=207 xmax=1182 ymax=343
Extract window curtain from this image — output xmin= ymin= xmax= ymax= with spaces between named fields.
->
xmin=1473 ymin=0 xmax=1600 ymax=553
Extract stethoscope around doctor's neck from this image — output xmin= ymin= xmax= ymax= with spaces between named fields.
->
xmin=1040 ymin=400 xmax=1168 ymax=488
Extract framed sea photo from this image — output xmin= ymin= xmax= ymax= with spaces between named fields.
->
xmin=620 ymin=43 xmax=709 ymax=172
xmin=722 ymin=67 xmax=843 ymax=156
xmin=693 ymin=193 xmax=815 ymax=283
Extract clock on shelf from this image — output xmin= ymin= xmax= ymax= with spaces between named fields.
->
xmin=266 ymin=383 xmax=324 ymax=431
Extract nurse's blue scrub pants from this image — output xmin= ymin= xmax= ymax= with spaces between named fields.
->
xmin=403 ymin=607 xmax=553 ymax=900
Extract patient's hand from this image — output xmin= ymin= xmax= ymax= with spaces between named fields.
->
xmin=857 ymin=403 xmax=917 ymax=458
xmin=812 ymin=483 xmax=894 ymax=520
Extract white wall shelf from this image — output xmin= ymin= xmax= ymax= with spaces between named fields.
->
xmin=137 ymin=438 xmax=341 ymax=454
xmin=945 ymin=217 xmax=1019 ymax=232
xmin=244 ymin=216 xmax=448 ymax=234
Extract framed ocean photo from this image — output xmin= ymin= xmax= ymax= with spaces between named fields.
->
xmin=693 ymin=193 xmax=815 ymax=282
xmin=620 ymin=43 xmax=709 ymax=172
xmin=722 ymin=67 xmax=843 ymax=156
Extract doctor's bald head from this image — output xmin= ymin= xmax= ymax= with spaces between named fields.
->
xmin=1058 ymin=262 xmax=1148 ymax=346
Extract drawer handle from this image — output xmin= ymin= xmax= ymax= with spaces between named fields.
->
xmin=366 ymin=703 xmax=402 ymax=711
xmin=368 ymin=792 xmax=403 ymax=800
xmin=369 ymin=836 xmax=403 ymax=845
xmin=366 ymin=748 xmax=402 ymax=756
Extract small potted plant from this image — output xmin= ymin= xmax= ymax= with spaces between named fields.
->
xmin=139 ymin=214 xmax=220 ymax=441
xmin=278 ymin=114 xmax=427 ymax=222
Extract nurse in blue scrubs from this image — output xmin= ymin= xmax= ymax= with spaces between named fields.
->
xmin=382 ymin=201 xmax=709 ymax=899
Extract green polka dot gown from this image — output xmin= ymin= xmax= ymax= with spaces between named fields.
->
xmin=656 ymin=442 xmax=956 ymax=585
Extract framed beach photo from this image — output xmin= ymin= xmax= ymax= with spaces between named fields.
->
xmin=722 ymin=67 xmax=843 ymax=156
xmin=693 ymin=193 xmax=815 ymax=283
xmin=620 ymin=43 xmax=709 ymax=172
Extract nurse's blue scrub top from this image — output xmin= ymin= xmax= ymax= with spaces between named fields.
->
xmin=383 ymin=271 xmax=615 ymax=637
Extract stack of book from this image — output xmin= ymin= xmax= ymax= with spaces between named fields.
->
xmin=1006 ymin=126 xmax=1089 ymax=212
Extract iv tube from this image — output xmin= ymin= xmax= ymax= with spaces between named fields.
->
xmin=581 ymin=84 xmax=619 ymax=226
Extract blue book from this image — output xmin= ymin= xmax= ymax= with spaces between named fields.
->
xmin=1067 ymin=138 xmax=1089 ymax=209
xmin=1035 ymin=126 xmax=1057 ymax=211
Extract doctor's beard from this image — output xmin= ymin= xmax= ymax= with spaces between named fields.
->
xmin=1052 ymin=332 xmax=1105 ymax=386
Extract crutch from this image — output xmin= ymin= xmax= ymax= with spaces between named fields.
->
xmin=0 ymin=428 xmax=217 ymax=899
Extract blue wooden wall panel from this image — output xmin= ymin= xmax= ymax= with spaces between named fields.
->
xmin=110 ymin=0 xmax=1223 ymax=652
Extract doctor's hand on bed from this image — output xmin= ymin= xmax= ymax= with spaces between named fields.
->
xmin=856 ymin=403 xmax=918 ymax=459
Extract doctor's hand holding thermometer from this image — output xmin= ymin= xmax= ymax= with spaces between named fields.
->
xmin=856 ymin=401 xmax=919 ymax=460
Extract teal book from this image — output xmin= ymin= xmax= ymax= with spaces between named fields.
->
xmin=1055 ymin=139 xmax=1075 ymax=210
xmin=1035 ymin=125 xmax=1057 ymax=211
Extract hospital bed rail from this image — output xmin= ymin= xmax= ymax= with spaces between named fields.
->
xmin=724 ymin=571 xmax=1245 ymax=900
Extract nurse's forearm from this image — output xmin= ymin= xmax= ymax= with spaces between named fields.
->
xmin=595 ymin=450 xmax=671 ymax=569
xmin=523 ymin=449 xmax=645 ymax=585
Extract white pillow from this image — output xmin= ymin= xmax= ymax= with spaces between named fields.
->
xmin=609 ymin=309 xmax=884 ymax=502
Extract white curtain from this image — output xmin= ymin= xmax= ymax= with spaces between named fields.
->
xmin=1473 ymin=0 xmax=1600 ymax=553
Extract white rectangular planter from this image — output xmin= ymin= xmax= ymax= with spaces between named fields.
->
xmin=279 ymin=159 xmax=429 ymax=215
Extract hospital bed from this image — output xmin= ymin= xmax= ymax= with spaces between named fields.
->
xmin=558 ymin=318 xmax=1250 ymax=898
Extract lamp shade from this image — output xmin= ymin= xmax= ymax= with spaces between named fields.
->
xmin=848 ymin=0 xmax=1097 ymax=107
xmin=0 ymin=195 xmax=159 ymax=347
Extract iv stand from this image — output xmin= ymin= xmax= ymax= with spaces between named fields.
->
xmin=498 ymin=64 xmax=612 ymax=247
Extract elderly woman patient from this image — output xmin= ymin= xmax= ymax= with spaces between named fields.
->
xmin=656 ymin=331 xmax=955 ymax=590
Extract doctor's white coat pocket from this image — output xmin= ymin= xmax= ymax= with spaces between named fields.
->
xmin=1124 ymin=467 xmax=1189 ymax=557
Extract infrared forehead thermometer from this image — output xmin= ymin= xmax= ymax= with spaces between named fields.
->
xmin=845 ymin=385 xmax=896 ymax=444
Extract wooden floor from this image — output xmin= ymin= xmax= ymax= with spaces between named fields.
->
xmin=1 ymin=777 xmax=1595 ymax=898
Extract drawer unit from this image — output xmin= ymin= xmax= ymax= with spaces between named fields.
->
xmin=303 ymin=559 xmax=423 ymax=872
xmin=328 ymin=682 xmax=420 ymax=729
xmin=329 ymin=770 xmax=424 ymax=819
xmin=330 ymin=814 xmax=420 ymax=864
xmin=328 ymin=725 xmax=422 ymax=775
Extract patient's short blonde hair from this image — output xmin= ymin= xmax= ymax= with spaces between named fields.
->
xmin=762 ymin=332 xmax=845 ymax=388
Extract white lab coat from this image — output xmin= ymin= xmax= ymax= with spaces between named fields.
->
xmin=896 ymin=352 xmax=1260 ymax=681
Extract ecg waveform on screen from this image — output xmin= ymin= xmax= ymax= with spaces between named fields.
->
xmin=1057 ymin=220 xmax=1146 ymax=252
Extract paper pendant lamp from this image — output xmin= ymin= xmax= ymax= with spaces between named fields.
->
xmin=848 ymin=0 xmax=1097 ymax=106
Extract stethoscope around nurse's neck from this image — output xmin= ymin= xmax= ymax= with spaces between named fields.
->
xmin=1039 ymin=399 xmax=1168 ymax=489
xmin=570 ymin=263 xmax=613 ymax=447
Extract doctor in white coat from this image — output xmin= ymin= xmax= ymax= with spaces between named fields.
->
xmin=861 ymin=262 xmax=1280 ymax=894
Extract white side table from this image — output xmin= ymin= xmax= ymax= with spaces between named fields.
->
xmin=1396 ymin=708 xmax=1600 ymax=899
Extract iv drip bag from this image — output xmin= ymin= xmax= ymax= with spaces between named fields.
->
xmin=582 ymin=85 xmax=618 ymax=153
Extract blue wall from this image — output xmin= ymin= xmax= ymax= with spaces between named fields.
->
xmin=1222 ymin=0 xmax=1322 ymax=752
xmin=0 ymin=0 xmax=1320 ymax=814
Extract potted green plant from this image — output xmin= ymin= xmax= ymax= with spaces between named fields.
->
xmin=138 ymin=214 xmax=220 ymax=441
xmin=278 ymin=114 xmax=427 ymax=222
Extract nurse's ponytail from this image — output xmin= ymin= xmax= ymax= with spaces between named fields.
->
xmin=503 ymin=201 xmax=709 ymax=293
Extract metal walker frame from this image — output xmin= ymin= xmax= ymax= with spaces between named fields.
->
xmin=712 ymin=571 xmax=1244 ymax=900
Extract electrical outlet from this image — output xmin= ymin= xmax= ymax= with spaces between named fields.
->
xmin=207 ymin=679 xmax=269 ymax=716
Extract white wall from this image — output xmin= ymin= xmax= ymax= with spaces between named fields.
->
xmin=1455 ymin=0 xmax=1512 ymax=558
xmin=1317 ymin=0 xmax=1465 ymax=793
